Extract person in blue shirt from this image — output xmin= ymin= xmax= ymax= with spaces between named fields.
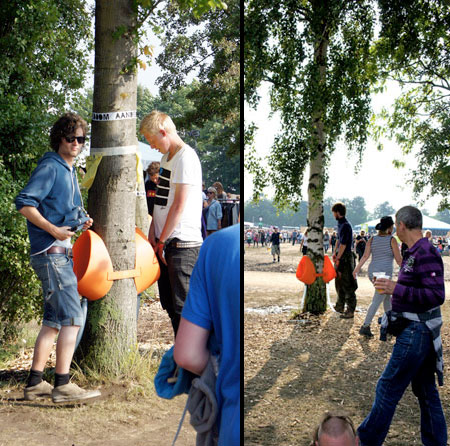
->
xmin=174 ymin=223 xmax=240 ymax=445
xmin=15 ymin=112 xmax=100 ymax=403
xmin=205 ymin=186 xmax=223 ymax=236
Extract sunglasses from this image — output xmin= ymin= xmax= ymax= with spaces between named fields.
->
xmin=64 ymin=136 xmax=86 ymax=144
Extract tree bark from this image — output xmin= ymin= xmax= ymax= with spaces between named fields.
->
xmin=303 ymin=3 xmax=329 ymax=314
xmin=76 ymin=0 xmax=139 ymax=375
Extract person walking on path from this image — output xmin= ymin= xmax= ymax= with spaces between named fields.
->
xmin=15 ymin=112 xmax=101 ymax=403
xmin=140 ymin=110 xmax=203 ymax=336
xmin=270 ymin=227 xmax=281 ymax=262
xmin=353 ymin=216 xmax=402 ymax=337
xmin=332 ymin=202 xmax=358 ymax=318
xmin=331 ymin=231 xmax=337 ymax=254
xmin=354 ymin=230 xmax=368 ymax=261
xmin=323 ymin=230 xmax=330 ymax=253
xmin=357 ymin=206 xmax=447 ymax=446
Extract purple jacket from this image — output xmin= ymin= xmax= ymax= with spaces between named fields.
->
xmin=392 ymin=237 xmax=445 ymax=313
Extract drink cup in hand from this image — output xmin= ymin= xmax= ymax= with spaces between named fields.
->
xmin=373 ymin=272 xmax=390 ymax=293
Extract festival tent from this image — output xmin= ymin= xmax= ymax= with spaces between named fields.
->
xmin=355 ymin=215 xmax=450 ymax=236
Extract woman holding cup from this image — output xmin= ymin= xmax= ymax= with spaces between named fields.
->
xmin=353 ymin=216 xmax=403 ymax=337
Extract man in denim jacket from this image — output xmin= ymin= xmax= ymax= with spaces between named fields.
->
xmin=15 ymin=112 xmax=100 ymax=403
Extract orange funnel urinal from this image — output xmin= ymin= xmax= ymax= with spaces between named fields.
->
xmin=135 ymin=227 xmax=160 ymax=293
xmin=322 ymin=255 xmax=337 ymax=283
xmin=296 ymin=255 xmax=316 ymax=285
xmin=72 ymin=230 xmax=114 ymax=301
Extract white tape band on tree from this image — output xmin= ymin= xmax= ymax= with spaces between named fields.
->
xmin=90 ymin=145 xmax=137 ymax=156
xmin=92 ymin=111 xmax=137 ymax=121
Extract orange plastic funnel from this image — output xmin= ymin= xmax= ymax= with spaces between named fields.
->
xmin=322 ymin=255 xmax=337 ymax=283
xmin=296 ymin=255 xmax=316 ymax=285
xmin=72 ymin=230 xmax=114 ymax=301
xmin=135 ymin=227 xmax=160 ymax=293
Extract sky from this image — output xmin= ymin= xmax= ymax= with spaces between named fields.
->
xmin=244 ymin=82 xmax=444 ymax=216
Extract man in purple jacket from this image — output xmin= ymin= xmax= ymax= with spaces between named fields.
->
xmin=358 ymin=206 xmax=447 ymax=446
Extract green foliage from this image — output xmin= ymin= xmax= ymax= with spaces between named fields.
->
xmin=0 ymin=0 xmax=92 ymax=342
xmin=245 ymin=0 xmax=377 ymax=210
xmin=0 ymin=162 xmax=41 ymax=342
xmin=155 ymin=0 xmax=239 ymax=156
xmin=374 ymin=0 xmax=450 ymax=209
xmin=369 ymin=201 xmax=396 ymax=220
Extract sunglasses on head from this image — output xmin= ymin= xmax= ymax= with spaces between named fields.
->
xmin=64 ymin=135 xmax=86 ymax=144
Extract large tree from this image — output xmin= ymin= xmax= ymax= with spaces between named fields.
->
xmin=245 ymin=0 xmax=377 ymax=313
xmin=78 ymin=0 xmax=227 ymax=376
xmin=374 ymin=0 xmax=450 ymax=210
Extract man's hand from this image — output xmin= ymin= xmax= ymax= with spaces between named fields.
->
xmin=82 ymin=216 xmax=93 ymax=231
xmin=53 ymin=226 xmax=75 ymax=241
xmin=374 ymin=278 xmax=396 ymax=295
xmin=155 ymin=241 xmax=167 ymax=266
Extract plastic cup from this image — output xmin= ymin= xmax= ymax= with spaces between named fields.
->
xmin=373 ymin=272 xmax=390 ymax=293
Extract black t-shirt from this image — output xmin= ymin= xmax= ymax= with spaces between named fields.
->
xmin=355 ymin=235 xmax=367 ymax=253
xmin=145 ymin=179 xmax=157 ymax=216
xmin=337 ymin=217 xmax=353 ymax=254
xmin=271 ymin=232 xmax=281 ymax=245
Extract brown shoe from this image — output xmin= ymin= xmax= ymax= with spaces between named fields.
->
xmin=340 ymin=311 xmax=354 ymax=319
xmin=52 ymin=382 xmax=101 ymax=403
xmin=334 ymin=306 xmax=345 ymax=314
xmin=24 ymin=380 xmax=53 ymax=400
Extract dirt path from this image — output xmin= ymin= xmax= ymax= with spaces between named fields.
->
xmin=244 ymin=244 xmax=450 ymax=445
xmin=0 ymin=300 xmax=196 ymax=446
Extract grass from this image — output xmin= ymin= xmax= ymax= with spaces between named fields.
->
xmin=0 ymin=321 xmax=40 ymax=369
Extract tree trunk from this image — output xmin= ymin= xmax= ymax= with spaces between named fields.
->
xmin=303 ymin=4 xmax=329 ymax=314
xmin=76 ymin=0 xmax=139 ymax=376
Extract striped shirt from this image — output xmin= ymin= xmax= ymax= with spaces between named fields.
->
xmin=367 ymin=235 xmax=394 ymax=280
xmin=392 ymin=237 xmax=445 ymax=313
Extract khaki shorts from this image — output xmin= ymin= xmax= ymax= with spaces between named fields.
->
xmin=271 ymin=244 xmax=280 ymax=256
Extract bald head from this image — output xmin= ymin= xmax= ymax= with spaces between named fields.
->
xmin=315 ymin=415 xmax=358 ymax=446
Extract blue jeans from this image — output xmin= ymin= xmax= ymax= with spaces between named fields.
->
xmin=358 ymin=321 xmax=447 ymax=446
xmin=30 ymin=253 xmax=83 ymax=330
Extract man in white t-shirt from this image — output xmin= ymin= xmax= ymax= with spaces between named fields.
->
xmin=140 ymin=111 xmax=203 ymax=335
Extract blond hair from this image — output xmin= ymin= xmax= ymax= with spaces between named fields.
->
xmin=139 ymin=110 xmax=177 ymax=135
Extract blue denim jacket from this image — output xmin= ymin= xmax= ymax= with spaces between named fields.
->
xmin=15 ymin=152 xmax=83 ymax=255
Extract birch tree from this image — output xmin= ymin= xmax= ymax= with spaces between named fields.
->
xmin=245 ymin=0 xmax=377 ymax=313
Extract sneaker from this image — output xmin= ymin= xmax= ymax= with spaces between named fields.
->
xmin=24 ymin=380 xmax=53 ymax=401
xmin=340 ymin=311 xmax=354 ymax=319
xmin=52 ymin=382 xmax=101 ymax=403
xmin=359 ymin=325 xmax=374 ymax=337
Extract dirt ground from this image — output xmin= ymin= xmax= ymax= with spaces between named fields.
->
xmin=244 ymin=243 xmax=450 ymax=445
xmin=0 ymin=297 xmax=196 ymax=446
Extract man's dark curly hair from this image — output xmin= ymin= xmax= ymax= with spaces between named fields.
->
xmin=50 ymin=112 xmax=87 ymax=151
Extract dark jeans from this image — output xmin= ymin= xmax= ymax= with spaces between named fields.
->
xmin=156 ymin=244 xmax=200 ymax=336
xmin=358 ymin=321 xmax=447 ymax=446
xmin=334 ymin=251 xmax=357 ymax=313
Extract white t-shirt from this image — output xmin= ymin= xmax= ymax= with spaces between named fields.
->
xmin=153 ymin=144 xmax=203 ymax=242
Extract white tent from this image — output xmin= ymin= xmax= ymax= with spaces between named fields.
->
xmin=355 ymin=214 xmax=450 ymax=235
xmin=138 ymin=141 xmax=162 ymax=170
